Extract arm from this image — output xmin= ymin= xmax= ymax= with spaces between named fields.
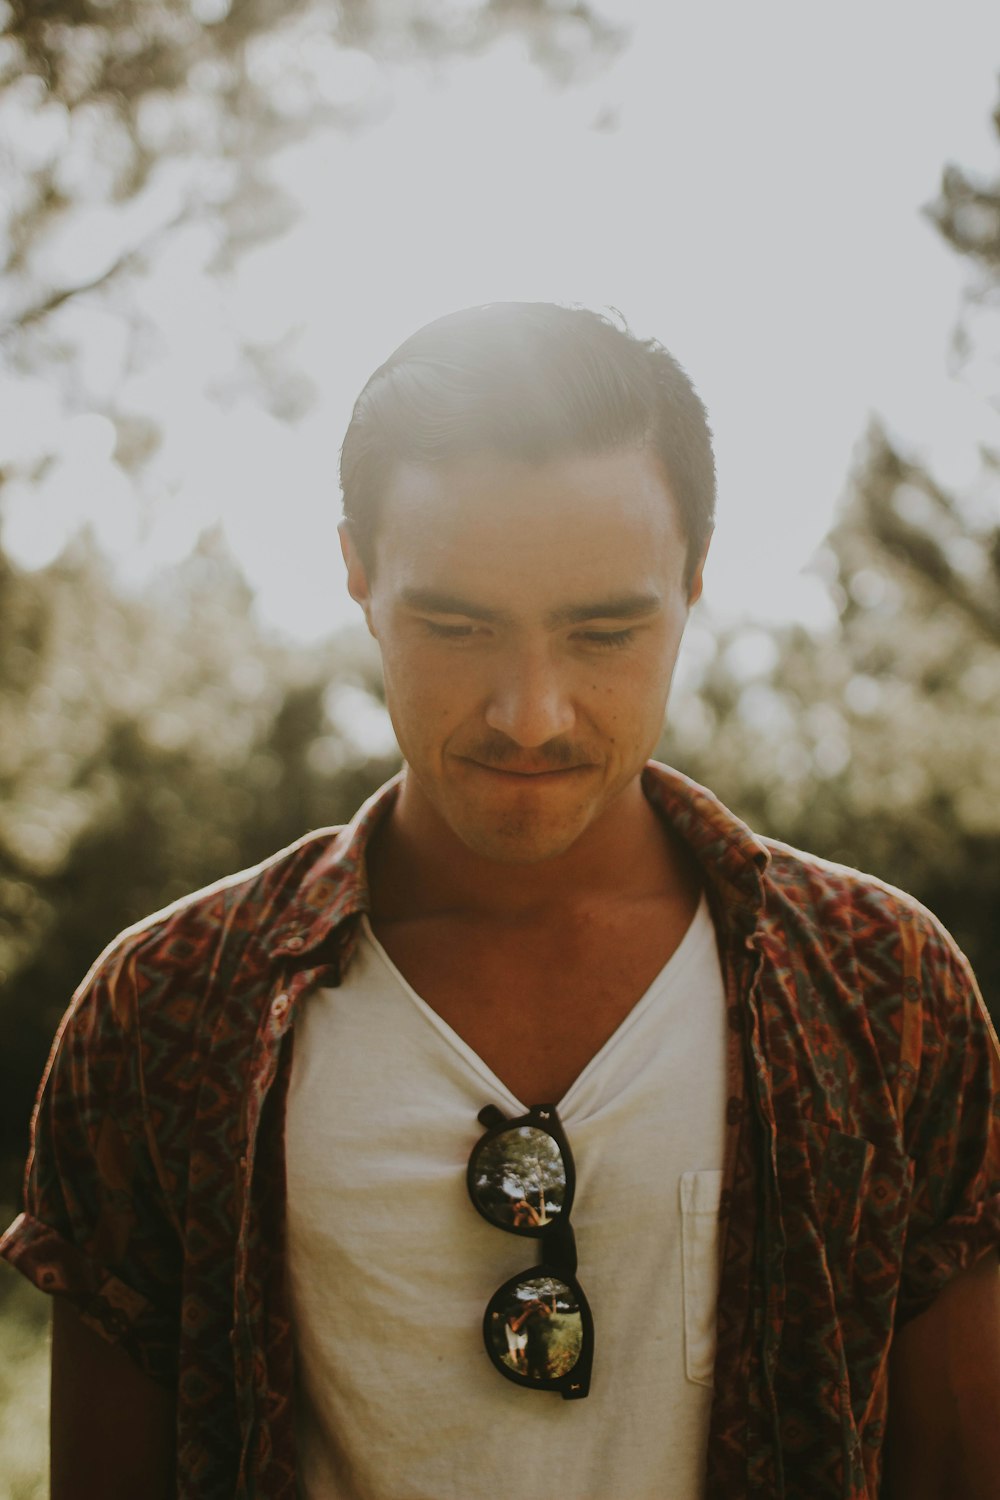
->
xmin=882 ymin=1247 xmax=1000 ymax=1500
xmin=51 ymin=1298 xmax=176 ymax=1500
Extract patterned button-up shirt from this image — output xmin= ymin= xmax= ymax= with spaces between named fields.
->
xmin=3 ymin=764 xmax=999 ymax=1499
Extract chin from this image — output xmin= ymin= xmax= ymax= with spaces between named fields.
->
xmin=449 ymin=807 xmax=595 ymax=865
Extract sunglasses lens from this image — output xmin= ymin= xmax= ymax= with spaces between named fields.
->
xmin=470 ymin=1125 xmax=568 ymax=1229
xmin=486 ymin=1275 xmax=584 ymax=1381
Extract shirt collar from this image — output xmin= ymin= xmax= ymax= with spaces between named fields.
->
xmin=266 ymin=761 xmax=769 ymax=961
xmin=265 ymin=771 xmax=404 ymax=960
xmin=640 ymin=762 xmax=770 ymax=930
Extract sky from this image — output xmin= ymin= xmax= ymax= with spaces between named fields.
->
xmin=3 ymin=0 xmax=1000 ymax=643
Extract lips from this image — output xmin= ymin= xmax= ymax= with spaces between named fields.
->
xmin=462 ymin=759 xmax=589 ymax=778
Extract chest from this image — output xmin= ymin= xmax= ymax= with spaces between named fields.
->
xmin=284 ymin=937 xmax=729 ymax=1500
xmin=369 ymin=898 xmax=698 ymax=1103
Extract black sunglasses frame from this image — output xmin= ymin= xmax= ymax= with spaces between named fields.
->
xmin=467 ymin=1102 xmax=594 ymax=1400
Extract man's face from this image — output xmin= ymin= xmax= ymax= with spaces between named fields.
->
xmin=341 ymin=446 xmax=705 ymax=865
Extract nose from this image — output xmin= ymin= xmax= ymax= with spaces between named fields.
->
xmin=484 ymin=648 xmax=576 ymax=748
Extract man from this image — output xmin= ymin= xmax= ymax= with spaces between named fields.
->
xmin=2 ymin=302 xmax=999 ymax=1500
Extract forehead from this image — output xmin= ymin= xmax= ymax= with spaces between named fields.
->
xmin=373 ymin=447 xmax=688 ymax=603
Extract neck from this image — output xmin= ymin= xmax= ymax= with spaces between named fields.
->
xmin=367 ymin=768 xmax=694 ymax=923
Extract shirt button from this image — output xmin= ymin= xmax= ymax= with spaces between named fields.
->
xmin=285 ymin=935 xmax=304 ymax=951
xmin=271 ymin=993 xmax=289 ymax=1019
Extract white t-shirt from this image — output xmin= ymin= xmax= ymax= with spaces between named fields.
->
xmin=285 ymin=894 xmax=727 ymax=1500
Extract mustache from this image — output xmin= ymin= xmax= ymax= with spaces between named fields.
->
xmin=458 ymin=737 xmax=594 ymax=772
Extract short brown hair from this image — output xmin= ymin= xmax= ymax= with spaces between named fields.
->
xmin=340 ymin=302 xmax=716 ymax=587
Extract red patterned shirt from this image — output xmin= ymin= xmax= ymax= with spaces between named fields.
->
xmin=3 ymin=764 xmax=999 ymax=1498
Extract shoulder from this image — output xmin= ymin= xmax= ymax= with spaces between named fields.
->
xmin=108 ymin=822 xmax=348 ymax=964
xmin=61 ymin=824 xmax=352 ymax=1049
xmin=758 ymin=840 xmax=971 ymax=1002
xmin=32 ymin=824 xmax=360 ymax=1205
xmin=755 ymin=838 xmax=995 ymax=1117
xmin=759 ymin=835 xmax=950 ymax=952
xmin=48 ymin=769 xmax=403 ymax=1094
xmin=646 ymin=760 xmax=960 ymax=981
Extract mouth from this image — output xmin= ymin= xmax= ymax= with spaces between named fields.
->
xmin=459 ymin=759 xmax=592 ymax=781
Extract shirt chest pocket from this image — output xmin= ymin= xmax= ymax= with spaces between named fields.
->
xmin=680 ymin=1168 xmax=724 ymax=1388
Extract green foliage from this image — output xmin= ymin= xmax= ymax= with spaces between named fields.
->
xmin=0 ymin=0 xmax=623 ymax=1200
xmin=661 ymin=84 xmax=1000 ymax=1021
xmin=665 ymin=438 xmax=1000 ymax=1020
xmin=473 ymin=1125 xmax=567 ymax=1224
xmin=0 ymin=529 xmax=401 ymax=1196
xmin=926 ymin=96 xmax=1000 ymax=272
xmin=0 ymin=0 xmax=622 ymax=550
xmin=1 ymin=0 xmax=619 ymax=334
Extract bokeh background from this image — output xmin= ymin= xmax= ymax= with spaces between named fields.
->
xmin=2 ymin=1 xmax=999 ymax=1491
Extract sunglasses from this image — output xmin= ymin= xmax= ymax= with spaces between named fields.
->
xmin=467 ymin=1102 xmax=594 ymax=1399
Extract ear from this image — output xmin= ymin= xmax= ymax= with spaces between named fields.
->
xmin=338 ymin=521 xmax=376 ymax=634
xmin=686 ymin=529 xmax=713 ymax=608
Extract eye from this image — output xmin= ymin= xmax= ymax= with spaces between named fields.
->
xmin=423 ymin=620 xmax=483 ymax=640
xmin=575 ymin=628 xmax=636 ymax=650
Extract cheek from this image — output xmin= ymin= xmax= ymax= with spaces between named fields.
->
xmin=592 ymin=652 xmax=675 ymax=739
xmin=385 ymin=647 xmax=483 ymax=731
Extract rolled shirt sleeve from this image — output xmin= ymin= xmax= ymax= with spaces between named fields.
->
xmin=1 ymin=933 xmax=183 ymax=1386
xmin=895 ymin=916 xmax=1000 ymax=1326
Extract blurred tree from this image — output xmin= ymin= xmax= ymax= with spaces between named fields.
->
xmin=0 ymin=0 xmax=623 ymax=1196
xmin=666 ymin=439 xmax=1000 ymax=1016
xmin=3 ymin=0 xmax=619 ymax=316
xmin=0 ymin=526 xmax=400 ymax=1194
xmin=664 ymin=89 xmax=1000 ymax=1020
xmin=0 ymin=0 xmax=620 ymax=482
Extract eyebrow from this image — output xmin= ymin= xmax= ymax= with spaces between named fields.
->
xmin=401 ymin=588 xmax=508 ymax=622
xmin=400 ymin=588 xmax=662 ymax=626
xmin=546 ymin=594 xmax=662 ymax=626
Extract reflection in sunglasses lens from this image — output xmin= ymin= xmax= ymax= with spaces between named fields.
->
xmin=487 ymin=1276 xmax=583 ymax=1381
xmin=471 ymin=1127 xmax=567 ymax=1229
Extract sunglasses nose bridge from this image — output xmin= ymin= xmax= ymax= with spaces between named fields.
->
xmin=544 ymin=1218 xmax=578 ymax=1277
